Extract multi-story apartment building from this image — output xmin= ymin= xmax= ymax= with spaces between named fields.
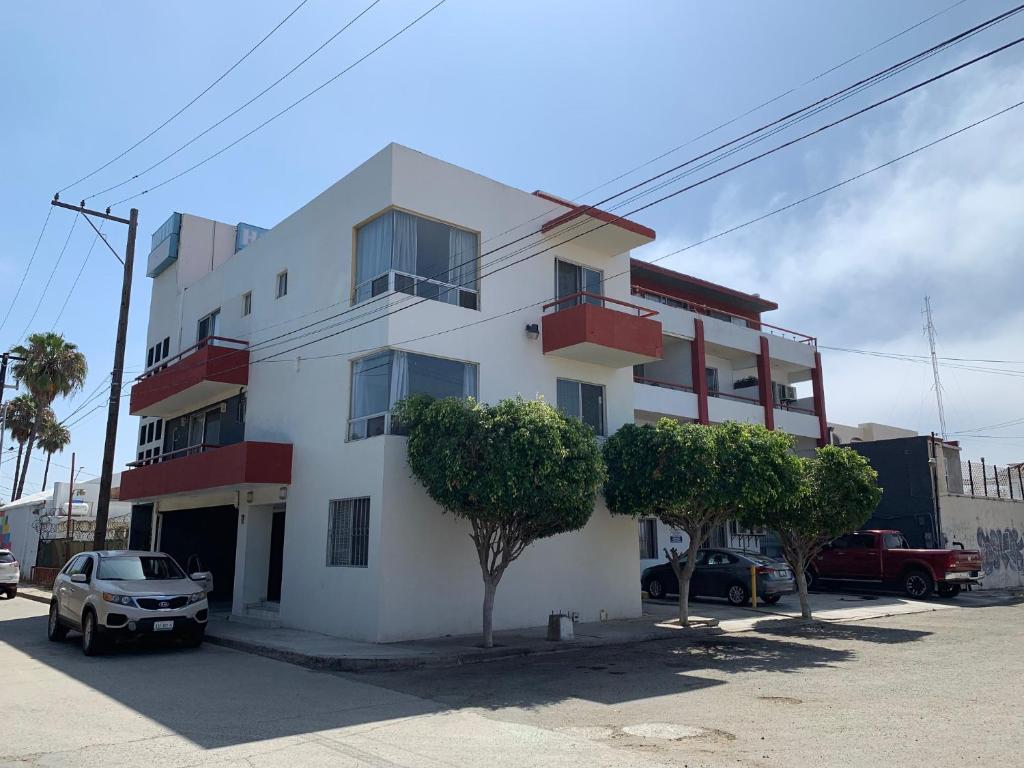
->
xmin=120 ymin=144 xmax=826 ymax=642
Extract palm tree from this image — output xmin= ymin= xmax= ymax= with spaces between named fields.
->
xmin=10 ymin=333 xmax=87 ymax=500
xmin=37 ymin=412 xmax=71 ymax=492
xmin=4 ymin=394 xmax=36 ymax=502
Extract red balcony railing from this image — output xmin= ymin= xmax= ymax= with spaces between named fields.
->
xmin=541 ymin=292 xmax=663 ymax=367
xmin=119 ymin=440 xmax=292 ymax=501
xmin=130 ymin=336 xmax=249 ymax=417
xmin=633 ymin=375 xmax=695 ymax=393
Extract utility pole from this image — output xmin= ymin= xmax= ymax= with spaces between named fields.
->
xmin=50 ymin=197 xmax=138 ymax=551
xmin=923 ymin=296 xmax=948 ymax=441
xmin=0 ymin=351 xmax=24 ymax=493
xmin=67 ymin=452 xmax=75 ymax=545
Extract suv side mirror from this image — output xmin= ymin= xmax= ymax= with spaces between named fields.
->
xmin=70 ymin=573 xmax=88 ymax=583
xmin=190 ymin=571 xmax=211 ymax=582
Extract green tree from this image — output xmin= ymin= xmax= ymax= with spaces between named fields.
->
xmin=739 ymin=445 xmax=882 ymax=619
xmin=604 ymin=419 xmax=800 ymax=627
xmin=10 ymin=333 xmax=87 ymax=500
xmin=395 ymin=395 xmax=605 ymax=648
xmin=37 ymin=412 xmax=71 ymax=492
xmin=4 ymin=394 xmax=37 ymax=502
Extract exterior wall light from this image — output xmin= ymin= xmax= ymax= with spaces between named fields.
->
xmin=279 ymin=486 xmax=288 ymax=501
xmin=246 ymin=490 xmax=254 ymax=504
xmin=525 ymin=323 xmax=540 ymax=340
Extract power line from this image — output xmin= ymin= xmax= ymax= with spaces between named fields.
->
xmin=85 ymin=0 xmax=383 ymax=202
xmin=17 ymin=214 xmax=80 ymax=341
xmin=819 ymin=345 xmax=1024 ymax=365
xmin=58 ymin=0 xmax=312 ymax=195
xmin=108 ymin=0 xmax=450 ymax=208
xmin=0 ymin=207 xmax=52 ymax=336
xmin=52 ymin=222 xmax=104 ymax=331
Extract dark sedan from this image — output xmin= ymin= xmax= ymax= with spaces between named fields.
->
xmin=641 ymin=549 xmax=796 ymax=606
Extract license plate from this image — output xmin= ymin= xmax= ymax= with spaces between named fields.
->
xmin=153 ymin=620 xmax=175 ymax=631
xmin=775 ymin=569 xmax=791 ymax=578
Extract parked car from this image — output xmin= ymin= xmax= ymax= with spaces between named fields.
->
xmin=0 ymin=549 xmax=19 ymax=599
xmin=48 ymin=550 xmax=210 ymax=655
xmin=808 ymin=530 xmax=982 ymax=599
xmin=641 ymin=549 xmax=796 ymax=606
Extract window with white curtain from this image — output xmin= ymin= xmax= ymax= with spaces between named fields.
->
xmin=348 ymin=350 xmax=478 ymax=440
xmin=354 ymin=210 xmax=480 ymax=309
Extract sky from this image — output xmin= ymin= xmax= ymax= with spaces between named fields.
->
xmin=1 ymin=0 xmax=1023 ymax=498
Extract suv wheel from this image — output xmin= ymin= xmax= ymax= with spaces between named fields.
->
xmin=727 ymin=583 xmax=749 ymax=606
xmin=47 ymin=602 xmax=68 ymax=642
xmin=81 ymin=610 xmax=105 ymax=656
xmin=903 ymin=569 xmax=934 ymax=600
xmin=647 ymin=579 xmax=665 ymax=599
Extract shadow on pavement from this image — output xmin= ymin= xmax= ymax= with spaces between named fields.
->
xmin=747 ymin=619 xmax=933 ymax=645
xmin=357 ymin=630 xmax=859 ymax=712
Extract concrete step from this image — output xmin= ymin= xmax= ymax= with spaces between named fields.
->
xmin=245 ymin=601 xmax=281 ymax=613
xmin=228 ymin=612 xmax=282 ymax=629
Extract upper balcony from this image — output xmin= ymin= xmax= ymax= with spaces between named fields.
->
xmin=542 ymin=292 xmax=663 ymax=367
xmin=129 ymin=337 xmax=249 ymax=418
xmin=119 ymin=441 xmax=293 ymax=501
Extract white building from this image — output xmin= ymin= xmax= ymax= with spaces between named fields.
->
xmin=119 ymin=144 xmax=827 ymax=641
xmin=0 ymin=474 xmax=132 ymax=577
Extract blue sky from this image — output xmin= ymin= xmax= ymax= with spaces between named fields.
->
xmin=2 ymin=0 xmax=1023 ymax=495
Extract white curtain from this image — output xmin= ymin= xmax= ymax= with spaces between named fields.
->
xmin=352 ymin=352 xmax=391 ymax=418
xmin=449 ymin=228 xmax=478 ymax=290
xmin=355 ymin=213 xmax=393 ymax=300
xmin=463 ymin=363 xmax=478 ymax=399
xmin=389 ymin=351 xmax=409 ymax=407
xmin=393 ymin=212 xmax=418 ymax=275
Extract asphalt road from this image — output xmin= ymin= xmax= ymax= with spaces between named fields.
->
xmin=3 ymin=592 xmax=1021 ymax=767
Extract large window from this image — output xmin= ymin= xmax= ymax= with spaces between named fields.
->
xmin=348 ymin=350 xmax=479 ymax=440
xmin=354 ymin=210 xmax=479 ymax=309
xmin=639 ymin=518 xmax=658 ymax=560
xmin=556 ymin=378 xmax=605 ymax=436
xmin=327 ymin=498 xmax=370 ymax=567
xmin=554 ymin=259 xmax=602 ymax=310
xmin=197 ymin=309 xmax=219 ymax=343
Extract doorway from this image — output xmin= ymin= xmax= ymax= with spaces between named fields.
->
xmin=266 ymin=508 xmax=286 ymax=602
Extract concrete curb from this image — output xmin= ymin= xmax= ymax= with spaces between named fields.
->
xmin=16 ymin=589 xmax=51 ymax=606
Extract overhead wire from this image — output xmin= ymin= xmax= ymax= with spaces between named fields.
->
xmin=51 ymin=222 xmax=104 ymax=331
xmin=17 ymin=214 xmax=80 ymax=341
xmin=0 ymin=206 xmax=53 ymax=337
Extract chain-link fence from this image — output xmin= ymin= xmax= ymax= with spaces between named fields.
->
xmin=960 ymin=460 xmax=1024 ymax=501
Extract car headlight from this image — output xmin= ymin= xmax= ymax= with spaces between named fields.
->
xmin=102 ymin=592 xmax=136 ymax=606
xmin=188 ymin=591 xmax=206 ymax=604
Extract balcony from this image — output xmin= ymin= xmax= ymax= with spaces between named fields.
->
xmin=130 ymin=337 xmax=249 ymax=418
xmin=542 ymin=292 xmax=663 ymax=367
xmin=119 ymin=441 xmax=293 ymax=501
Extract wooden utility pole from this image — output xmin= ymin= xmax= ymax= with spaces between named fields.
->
xmin=67 ymin=451 xmax=75 ymax=544
xmin=50 ymin=198 xmax=138 ymax=551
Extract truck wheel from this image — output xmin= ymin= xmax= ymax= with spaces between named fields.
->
xmin=937 ymin=583 xmax=962 ymax=599
xmin=903 ymin=569 xmax=934 ymax=600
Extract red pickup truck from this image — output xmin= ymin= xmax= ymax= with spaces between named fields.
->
xmin=809 ymin=529 xmax=982 ymax=599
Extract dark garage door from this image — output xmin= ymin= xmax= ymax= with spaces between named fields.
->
xmin=158 ymin=505 xmax=238 ymax=603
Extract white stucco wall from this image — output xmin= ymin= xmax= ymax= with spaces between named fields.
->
xmin=941 ymin=495 xmax=1024 ymax=589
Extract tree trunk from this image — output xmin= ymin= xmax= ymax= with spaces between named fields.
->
xmin=793 ymin=563 xmax=812 ymax=620
xmin=41 ymin=452 xmax=51 ymax=492
xmin=671 ymin=534 xmax=703 ymax=627
xmin=481 ymin=577 xmax=498 ymax=649
xmin=11 ymin=443 xmax=23 ymax=502
xmin=15 ymin=416 xmax=39 ymax=500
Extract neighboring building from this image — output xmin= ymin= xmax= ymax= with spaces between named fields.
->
xmin=0 ymin=475 xmax=131 ymax=578
xmin=118 ymin=144 xmax=828 ymax=641
xmin=829 ymin=421 xmax=917 ymax=445
xmin=844 ymin=433 xmax=1024 ymax=589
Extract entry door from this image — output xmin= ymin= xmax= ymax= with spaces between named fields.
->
xmin=266 ymin=510 xmax=286 ymax=602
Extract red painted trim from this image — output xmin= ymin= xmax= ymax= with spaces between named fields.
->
xmin=631 ymin=258 xmax=778 ymax=312
xmin=541 ymin=302 xmax=663 ymax=361
xmin=535 ymin=192 xmax=656 ymax=240
xmin=758 ymin=336 xmax=774 ymax=431
xmin=130 ymin=344 xmax=249 ymax=415
xmin=692 ymin=319 xmax=709 ymax=424
xmin=119 ymin=441 xmax=293 ymax=501
xmin=812 ymin=351 xmax=828 ymax=447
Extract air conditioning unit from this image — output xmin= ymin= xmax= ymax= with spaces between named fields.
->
xmin=783 ymin=385 xmax=797 ymax=401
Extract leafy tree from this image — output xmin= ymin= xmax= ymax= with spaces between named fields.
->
xmin=604 ymin=419 xmax=800 ymax=626
xmin=37 ymin=412 xmax=71 ymax=492
xmin=739 ymin=445 xmax=882 ymax=619
xmin=10 ymin=333 xmax=87 ymax=500
xmin=395 ymin=395 xmax=605 ymax=648
xmin=4 ymin=394 xmax=37 ymax=502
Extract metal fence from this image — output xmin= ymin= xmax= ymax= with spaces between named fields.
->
xmin=960 ymin=460 xmax=1024 ymax=501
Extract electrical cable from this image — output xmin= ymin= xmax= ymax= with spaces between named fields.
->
xmin=0 ymin=206 xmax=53 ymax=337
xmin=51 ymin=222 xmax=104 ymax=331
xmin=17 ymin=214 xmax=80 ymax=341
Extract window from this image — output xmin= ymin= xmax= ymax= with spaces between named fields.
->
xmin=556 ymin=378 xmax=605 ymax=436
xmin=139 ymin=425 xmax=146 ymax=446
xmin=882 ymin=533 xmax=908 ymax=550
xmin=146 ymin=422 xmax=155 ymax=443
xmin=242 ymin=291 xmax=252 ymax=316
xmin=197 ymin=309 xmax=220 ymax=343
xmin=554 ymin=259 xmax=602 ymax=309
xmin=276 ymin=271 xmax=288 ymax=299
xmin=98 ymin=555 xmax=184 ymax=580
xmin=850 ymin=533 xmax=878 ymax=549
xmin=705 ymin=367 xmax=719 ymax=394
xmin=146 ymin=347 xmax=154 ymax=368
xmin=162 ymin=337 xmax=169 ymax=359
xmin=154 ymin=420 xmax=162 ymax=441
xmin=706 ymin=552 xmax=736 ymax=566
xmin=327 ymin=497 xmax=370 ymax=567
xmin=639 ymin=519 xmax=658 ymax=560
xmin=348 ymin=350 xmax=478 ymax=440
xmin=146 ymin=336 xmax=172 ymax=370
xmin=354 ymin=210 xmax=480 ymax=309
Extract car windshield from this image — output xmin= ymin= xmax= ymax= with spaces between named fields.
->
xmin=0 ymin=552 xmax=15 ymax=564
xmin=97 ymin=556 xmax=184 ymax=581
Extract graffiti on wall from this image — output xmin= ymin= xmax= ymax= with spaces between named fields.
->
xmin=976 ymin=527 xmax=1024 ymax=575
xmin=0 ymin=510 xmax=10 ymax=550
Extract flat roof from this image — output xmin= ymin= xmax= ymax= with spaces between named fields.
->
xmin=630 ymin=258 xmax=778 ymax=314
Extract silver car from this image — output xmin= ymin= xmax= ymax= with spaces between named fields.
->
xmin=48 ymin=550 xmax=210 ymax=655
xmin=0 ymin=549 xmax=19 ymax=599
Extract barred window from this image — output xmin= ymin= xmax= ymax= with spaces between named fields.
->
xmin=327 ymin=497 xmax=370 ymax=567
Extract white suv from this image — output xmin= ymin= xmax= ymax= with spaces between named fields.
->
xmin=0 ymin=549 xmax=19 ymax=599
xmin=48 ymin=550 xmax=210 ymax=655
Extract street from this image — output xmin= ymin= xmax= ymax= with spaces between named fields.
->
xmin=3 ymin=593 xmax=1021 ymax=767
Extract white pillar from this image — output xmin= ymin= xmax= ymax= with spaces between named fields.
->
xmin=232 ymin=501 xmax=273 ymax=615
